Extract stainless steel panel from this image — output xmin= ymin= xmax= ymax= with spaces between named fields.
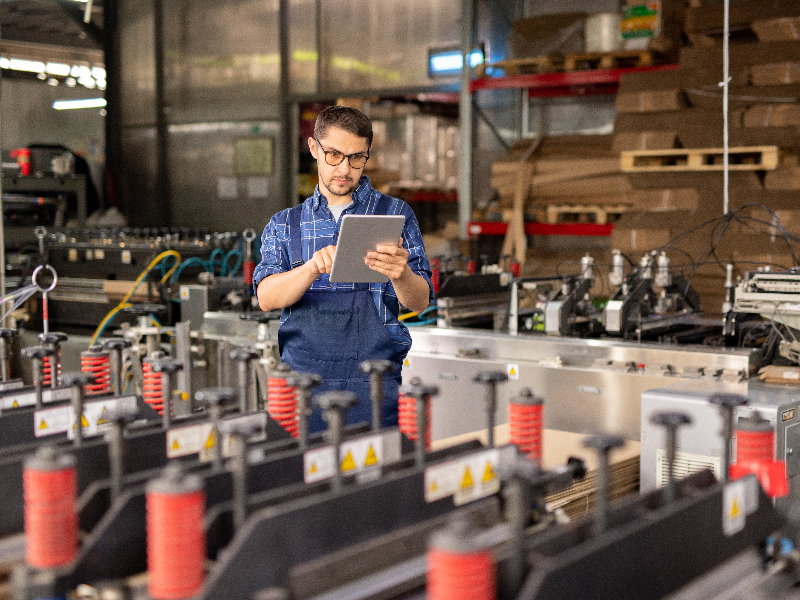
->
xmin=119 ymin=0 xmax=156 ymax=127
xmin=405 ymin=328 xmax=761 ymax=443
xmin=163 ymin=0 xmax=280 ymax=123
xmin=320 ymin=0 xmax=461 ymax=93
xmin=119 ymin=127 xmax=158 ymax=226
xmin=167 ymin=121 xmax=283 ymax=231
xmin=786 ymin=423 xmax=800 ymax=478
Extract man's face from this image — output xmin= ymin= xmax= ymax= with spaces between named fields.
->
xmin=308 ymin=126 xmax=370 ymax=204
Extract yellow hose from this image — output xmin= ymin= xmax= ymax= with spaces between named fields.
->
xmin=90 ymin=250 xmax=182 ymax=346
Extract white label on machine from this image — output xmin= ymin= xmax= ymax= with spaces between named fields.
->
xmin=34 ymin=405 xmax=70 ymax=437
xmin=0 ymin=379 xmax=24 ymax=393
xmin=722 ymin=479 xmax=747 ymax=536
xmin=199 ymin=413 xmax=269 ymax=462
xmin=303 ymin=430 xmax=401 ymax=483
xmin=67 ymin=396 xmax=138 ymax=439
xmin=167 ymin=422 xmax=213 ymax=458
xmin=507 ymin=364 xmax=519 ymax=380
xmin=6 ymin=387 xmax=73 ymax=410
xmin=424 ymin=446 xmax=512 ymax=505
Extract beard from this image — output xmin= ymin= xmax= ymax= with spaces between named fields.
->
xmin=320 ymin=171 xmax=358 ymax=199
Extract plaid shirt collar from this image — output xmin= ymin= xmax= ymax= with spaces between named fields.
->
xmin=312 ymin=175 xmax=370 ymax=210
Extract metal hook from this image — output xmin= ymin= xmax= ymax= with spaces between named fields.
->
xmin=32 ymin=265 xmax=58 ymax=293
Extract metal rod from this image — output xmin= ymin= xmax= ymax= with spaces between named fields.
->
xmin=458 ymin=0 xmax=475 ymax=239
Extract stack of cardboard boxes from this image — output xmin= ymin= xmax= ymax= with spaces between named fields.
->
xmin=610 ymin=0 xmax=800 ymax=312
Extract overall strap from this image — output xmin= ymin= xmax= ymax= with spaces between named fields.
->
xmin=288 ymin=205 xmax=304 ymax=269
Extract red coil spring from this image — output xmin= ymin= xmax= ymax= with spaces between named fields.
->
xmin=398 ymin=391 xmax=432 ymax=451
xmin=427 ymin=546 xmax=496 ymax=600
xmin=23 ymin=454 xmax=77 ymax=569
xmin=431 ymin=259 xmax=441 ymax=294
xmin=737 ymin=428 xmax=774 ymax=464
xmin=509 ymin=401 xmax=543 ymax=463
xmin=81 ymin=349 xmax=111 ymax=395
xmin=42 ymin=351 xmax=61 ymax=387
xmin=147 ymin=487 xmax=206 ymax=599
xmin=268 ymin=377 xmax=299 ymax=438
xmin=467 ymin=260 xmax=476 ymax=275
xmin=243 ymin=260 xmax=256 ymax=286
xmin=143 ymin=361 xmax=166 ymax=415
xmin=509 ymin=261 xmax=521 ymax=278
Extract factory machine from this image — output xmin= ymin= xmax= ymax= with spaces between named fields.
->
xmin=3 ymin=225 xmax=800 ymax=597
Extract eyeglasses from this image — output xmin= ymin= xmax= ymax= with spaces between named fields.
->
xmin=314 ymin=137 xmax=369 ymax=169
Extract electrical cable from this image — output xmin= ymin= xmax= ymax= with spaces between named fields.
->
xmin=222 ymin=249 xmax=242 ymax=277
xmin=90 ymin=250 xmax=182 ymax=347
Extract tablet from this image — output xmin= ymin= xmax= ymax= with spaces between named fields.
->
xmin=329 ymin=215 xmax=406 ymax=283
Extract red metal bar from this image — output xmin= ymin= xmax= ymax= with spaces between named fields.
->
xmin=470 ymin=64 xmax=679 ymax=94
xmin=467 ymin=222 xmax=614 ymax=237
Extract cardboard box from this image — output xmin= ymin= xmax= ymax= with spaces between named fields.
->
xmin=610 ymin=210 xmax=693 ymax=253
xmin=744 ymin=104 xmax=800 ymax=127
xmin=618 ymin=69 xmax=683 ymax=93
xmin=632 ymin=188 xmax=700 ymax=212
xmin=509 ymin=13 xmax=586 ymax=59
xmin=751 ymin=61 xmax=800 ymax=85
xmin=753 ymin=17 xmax=800 ymax=42
xmin=612 ymin=131 xmax=678 ymax=152
xmin=615 ymin=89 xmax=687 ymax=113
xmin=680 ymin=41 xmax=800 ymax=71
xmin=765 ymin=166 xmax=800 ymax=190
xmin=685 ymin=83 xmax=800 ymax=110
xmin=686 ymin=1 xmax=800 ymax=36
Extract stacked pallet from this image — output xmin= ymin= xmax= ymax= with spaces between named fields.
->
xmin=610 ymin=0 xmax=800 ymax=312
xmin=489 ymin=136 xmax=632 ymax=226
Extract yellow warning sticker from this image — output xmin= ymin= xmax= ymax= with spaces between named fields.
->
xmin=310 ymin=462 xmax=318 ymax=474
xmin=483 ymin=462 xmax=495 ymax=483
xmin=72 ymin=414 xmax=90 ymax=429
xmin=461 ymin=466 xmax=474 ymax=489
xmin=403 ymin=357 xmax=411 ymax=367
xmin=341 ymin=450 xmax=357 ymax=472
xmin=205 ymin=431 xmax=216 ymax=449
xmin=97 ymin=406 xmax=109 ymax=425
xmin=722 ymin=479 xmax=747 ymax=536
xmin=364 ymin=445 xmax=378 ymax=467
xmin=172 ymin=439 xmax=180 ymax=451
xmin=507 ymin=363 xmax=520 ymax=380
xmin=12 ymin=400 xmax=18 ymax=408
xmin=39 ymin=419 xmax=48 ymax=430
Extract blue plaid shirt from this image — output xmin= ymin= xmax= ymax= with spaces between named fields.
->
xmin=253 ymin=176 xmax=434 ymax=357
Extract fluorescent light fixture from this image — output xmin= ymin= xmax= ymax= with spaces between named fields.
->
xmin=428 ymin=45 xmax=484 ymax=78
xmin=9 ymin=58 xmax=46 ymax=73
xmin=0 ymin=58 xmax=8 ymax=69
xmin=46 ymin=62 xmax=71 ymax=76
xmin=91 ymin=67 xmax=106 ymax=79
xmin=65 ymin=78 xmax=76 ymax=87
xmin=52 ymin=97 xmax=106 ymax=110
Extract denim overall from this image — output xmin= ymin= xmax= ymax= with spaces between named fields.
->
xmin=278 ymin=202 xmax=403 ymax=433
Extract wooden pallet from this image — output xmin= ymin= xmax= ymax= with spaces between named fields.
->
xmin=542 ymin=203 xmax=630 ymax=225
xmin=563 ymin=50 xmax=654 ymax=71
xmin=475 ymin=55 xmax=561 ymax=78
xmin=620 ymin=145 xmax=780 ymax=172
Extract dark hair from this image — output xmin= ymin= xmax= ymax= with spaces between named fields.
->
xmin=314 ymin=106 xmax=373 ymax=148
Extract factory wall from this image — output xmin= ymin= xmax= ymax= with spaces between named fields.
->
xmin=1 ymin=78 xmax=106 ymax=209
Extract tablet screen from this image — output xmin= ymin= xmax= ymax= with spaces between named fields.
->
xmin=329 ymin=215 xmax=406 ymax=283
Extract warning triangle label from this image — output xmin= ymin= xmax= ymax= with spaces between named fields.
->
xmin=73 ymin=414 xmax=89 ymax=429
xmin=403 ymin=358 xmax=410 ymax=366
xmin=430 ymin=480 xmax=438 ymax=493
xmin=39 ymin=419 xmax=48 ymax=430
xmin=171 ymin=439 xmax=180 ymax=451
xmin=483 ymin=462 xmax=495 ymax=483
xmin=205 ymin=431 xmax=216 ymax=449
xmin=730 ymin=498 xmax=739 ymax=518
xmin=461 ymin=466 xmax=474 ymax=489
xmin=310 ymin=463 xmax=318 ymax=474
xmin=341 ymin=450 xmax=356 ymax=471
xmin=509 ymin=367 xmax=516 ymax=376
xmin=12 ymin=400 xmax=18 ymax=408
xmin=97 ymin=407 xmax=109 ymax=425
xmin=364 ymin=445 xmax=378 ymax=467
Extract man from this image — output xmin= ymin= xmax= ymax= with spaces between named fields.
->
xmin=254 ymin=106 xmax=433 ymax=432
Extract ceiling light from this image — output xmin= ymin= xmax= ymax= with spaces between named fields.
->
xmin=46 ymin=62 xmax=71 ymax=77
xmin=9 ymin=58 xmax=46 ymax=73
xmin=47 ymin=78 xmax=59 ymax=86
xmin=53 ymin=97 xmax=106 ymax=110
xmin=91 ymin=67 xmax=105 ymax=79
xmin=0 ymin=58 xmax=9 ymax=69
xmin=65 ymin=78 xmax=77 ymax=87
